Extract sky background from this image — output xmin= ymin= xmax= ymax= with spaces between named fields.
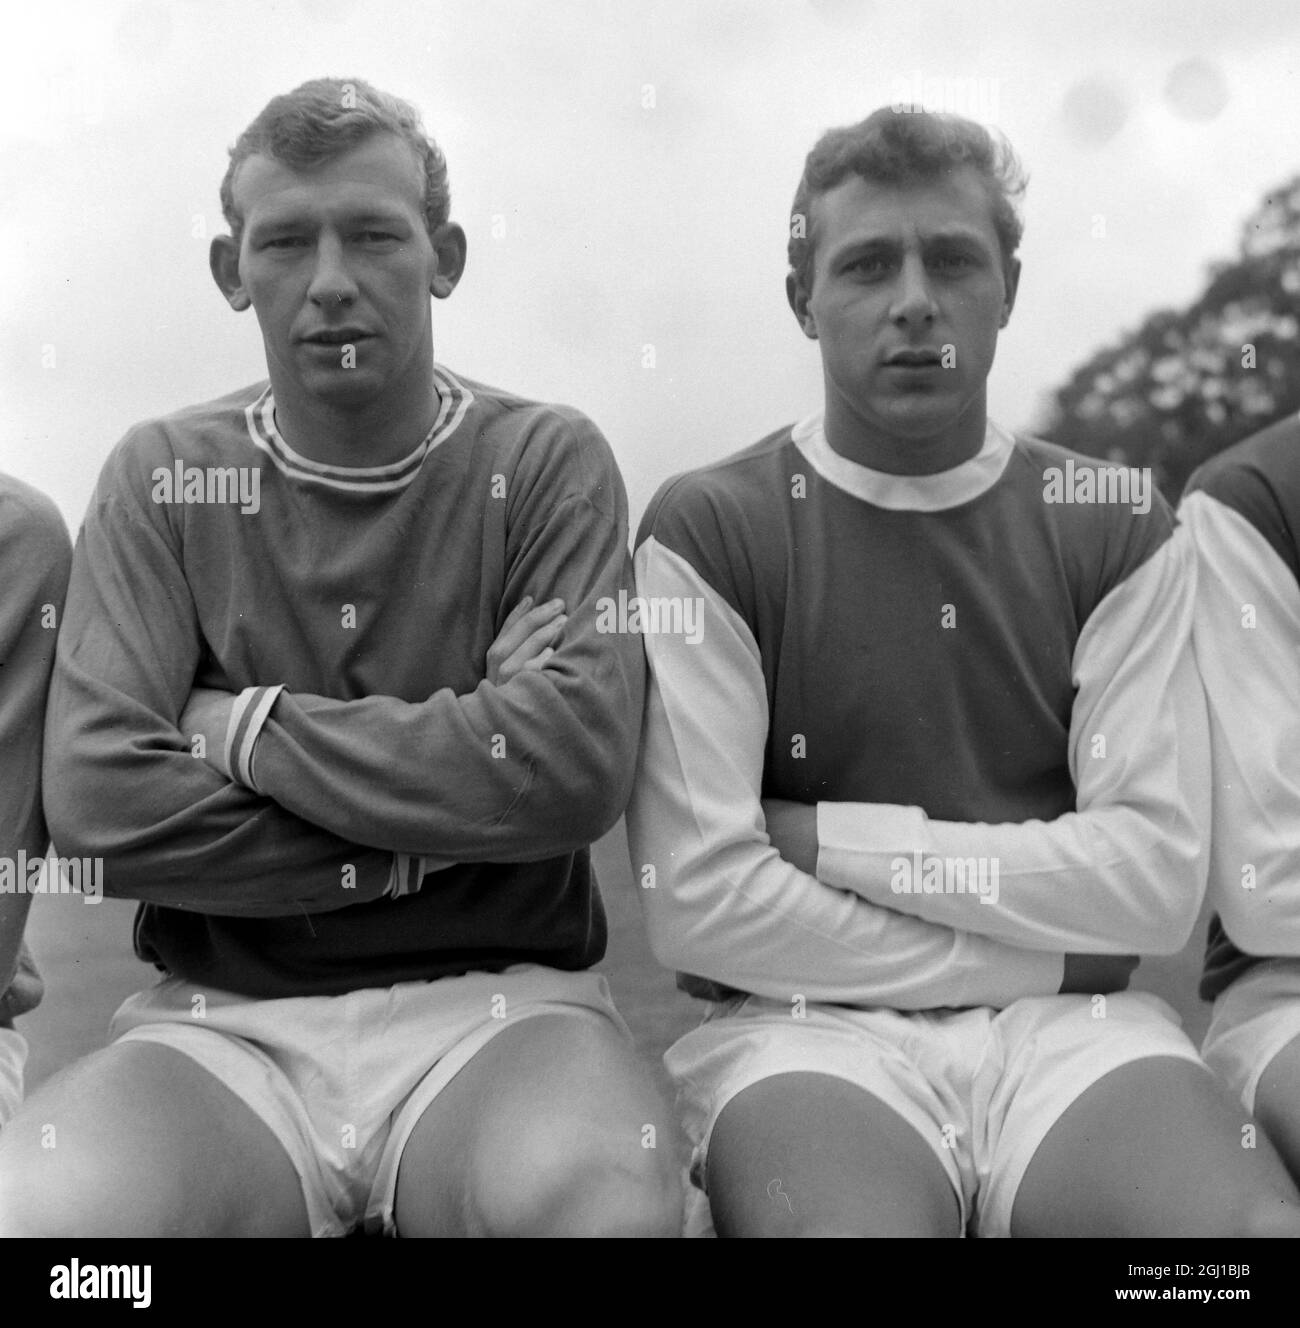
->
xmin=3 ymin=0 xmax=1298 ymax=531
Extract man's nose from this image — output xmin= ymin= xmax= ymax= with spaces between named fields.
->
xmin=307 ymin=235 xmax=359 ymax=307
xmin=890 ymin=254 xmax=938 ymax=325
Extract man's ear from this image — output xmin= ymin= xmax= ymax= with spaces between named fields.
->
xmin=210 ymin=235 xmax=251 ymax=311
xmin=429 ymin=222 xmax=468 ymax=300
xmin=786 ymin=271 xmax=818 ymax=340
xmin=999 ymin=256 xmax=1021 ymax=328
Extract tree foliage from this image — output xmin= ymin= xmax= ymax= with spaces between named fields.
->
xmin=1040 ymin=174 xmax=1300 ymax=498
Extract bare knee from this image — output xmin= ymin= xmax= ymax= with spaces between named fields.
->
xmin=0 ymin=1126 xmax=118 ymax=1237
xmin=469 ymin=1117 xmax=682 ymax=1237
xmin=0 ymin=1043 xmax=307 ymax=1238
xmin=1227 ymin=1193 xmax=1300 ymax=1239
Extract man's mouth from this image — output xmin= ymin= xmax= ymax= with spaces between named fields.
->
xmin=301 ymin=328 xmax=372 ymax=345
xmin=883 ymin=348 xmax=943 ymax=367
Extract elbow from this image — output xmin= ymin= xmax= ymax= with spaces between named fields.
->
xmin=572 ymin=760 xmax=634 ymax=846
xmin=635 ymin=870 xmax=694 ymax=972
xmin=588 ymin=762 xmax=637 ymax=843
xmin=641 ymin=887 xmax=725 ymax=981
xmin=45 ymin=813 xmax=125 ymax=890
xmin=1098 ymin=812 xmax=1205 ymax=955
xmin=1137 ymin=906 xmax=1200 ymax=956
xmin=42 ymin=767 xmax=94 ymax=861
xmin=542 ymin=730 xmax=638 ymax=851
xmin=522 ymin=770 xmax=629 ymax=857
xmin=1129 ymin=855 xmax=1204 ymax=955
xmin=43 ymin=760 xmax=146 ymax=885
xmin=644 ymin=911 xmax=699 ymax=976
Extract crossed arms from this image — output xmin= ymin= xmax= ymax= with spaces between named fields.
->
xmin=626 ymin=520 xmax=1210 ymax=1009
xmin=42 ymin=417 xmax=643 ymax=917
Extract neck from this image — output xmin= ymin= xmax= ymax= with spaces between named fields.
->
xmin=823 ymin=383 xmax=988 ymax=476
xmin=267 ymin=361 xmax=440 ymax=469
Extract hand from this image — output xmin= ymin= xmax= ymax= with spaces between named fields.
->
xmin=1060 ymin=953 xmax=1140 ymax=995
xmin=486 ymin=596 xmax=567 ymax=685
xmin=179 ymin=686 xmax=237 ymax=778
xmin=761 ymin=798 xmax=819 ymax=877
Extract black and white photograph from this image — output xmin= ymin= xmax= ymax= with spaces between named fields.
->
xmin=1 ymin=0 xmax=1298 ymax=1294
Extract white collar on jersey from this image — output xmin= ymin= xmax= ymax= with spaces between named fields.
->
xmin=791 ymin=411 xmax=1015 ymax=511
xmin=242 ymin=363 xmax=474 ymax=495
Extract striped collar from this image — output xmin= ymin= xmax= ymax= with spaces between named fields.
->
xmin=792 ymin=411 xmax=1015 ymax=511
xmin=242 ymin=364 xmax=474 ymax=494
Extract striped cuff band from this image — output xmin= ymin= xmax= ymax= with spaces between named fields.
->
xmin=223 ymin=684 xmax=286 ymax=792
xmin=387 ymin=853 xmax=423 ymax=898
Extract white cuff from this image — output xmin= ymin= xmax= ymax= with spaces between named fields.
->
xmin=223 ymin=685 xmax=286 ymax=792
xmin=816 ymin=801 xmax=928 ymax=890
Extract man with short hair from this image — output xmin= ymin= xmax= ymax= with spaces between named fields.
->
xmin=626 ymin=107 xmax=1300 ymax=1236
xmin=0 ymin=474 xmax=72 ymax=1127
xmin=0 ymin=77 xmax=679 ymax=1238
xmin=1181 ymin=413 xmax=1300 ymax=1186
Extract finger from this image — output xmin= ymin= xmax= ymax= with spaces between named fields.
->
xmin=521 ymin=647 xmax=557 ymax=671
xmin=493 ymin=597 xmax=563 ymax=648
xmin=497 ymin=595 xmax=535 ymax=633
xmin=505 ymin=596 xmax=564 ymax=628
xmin=491 ymin=599 xmax=565 ymax=661
xmin=499 ymin=616 xmax=567 ymax=675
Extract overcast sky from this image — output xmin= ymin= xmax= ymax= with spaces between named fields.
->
xmin=3 ymin=0 xmax=1298 ymax=530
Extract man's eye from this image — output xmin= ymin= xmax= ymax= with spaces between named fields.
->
xmin=356 ymin=231 xmax=398 ymax=244
xmin=847 ymin=257 xmax=888 ymax=276
xmin=931 ymin=253 xmax=974 ymax=271
xmin=265 ymin=236 xmax=308 ymax=249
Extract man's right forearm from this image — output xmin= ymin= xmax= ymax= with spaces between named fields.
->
xmin=43 ymin=733 xmax=396 ymax=917
xmin=43 ymin=668 xmax=395 ymax=916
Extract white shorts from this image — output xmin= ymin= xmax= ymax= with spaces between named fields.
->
xmin=1202 ymin=958 xmax=1300 ymax=1114
xmin=667 ymin=990 xmax=1204 ymax=1238
xmin=108 ymin=964 xmax=627 ymax=1237
xmin=0 ymin=1027 xmax=27 ymax=1129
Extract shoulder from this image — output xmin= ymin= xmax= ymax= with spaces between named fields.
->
xmin=635 ymin=424 xmax=796 ymax=623
xmin=1012 ymin=432 xmax=1173 ymax=522
xmin=638 ymin=424 xmax=796 ymax=552
xmin=996 ymin=431 xmax=1181 ymax=630
xmin=449 ymin=370 xmax=624 ymax=517
xmin=1182 ymin=414 xmax=1300 ymax=578
xmin=101 ymin=383 xmax=269 ymax=484
xmin=1013 ymin=428 xmax=1173 ymax=565
xmin=0 ymin=473 xmax=71 ymax=551
xmin=1186 ymin=412 xmax=1300 ymax=506
xmin=454 ymin=372 xmax=611 ymax=454
xmin=0 ymin=473 xmax=73 ymax=601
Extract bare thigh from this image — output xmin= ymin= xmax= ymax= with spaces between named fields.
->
xmin=705 ymin=1071 xmax=961 ymax=1238
xmin=1012 ymin=1056 xmax=1300 ymax=1237
xmin=1253 ymin=1030 xmax=1300 ymax=1188
xmin=0 ymin=1041 xmax=309 ymax=1237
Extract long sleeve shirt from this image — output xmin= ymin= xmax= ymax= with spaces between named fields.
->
xmin=627 ymin=413 xmax=1208 ymax=1009
xmin=1181 ymin=412 xmax=1300 ymax=999
xmin=43 ymin=367 xmax=643 ymax=997
xmin=0 ymin=474 xmax=72 ymax=1019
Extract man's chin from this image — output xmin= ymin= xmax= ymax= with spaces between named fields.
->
xmin=868 ymin=393 xmax=969 ymax=439
xmin=296 ymin=369 xmax=388 ymax=412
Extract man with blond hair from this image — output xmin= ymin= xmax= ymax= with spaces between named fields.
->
xmin=0 ymin=78 xmax=678 ymax=1238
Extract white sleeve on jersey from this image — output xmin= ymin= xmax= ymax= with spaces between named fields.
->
xmin=626 ymin=535 xmax=1065 ymax=1008
xmin=816 ymin=526 xmax=1210 ymax=954
xmin=1179 ymin=489 xmax=1300 ymax=957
